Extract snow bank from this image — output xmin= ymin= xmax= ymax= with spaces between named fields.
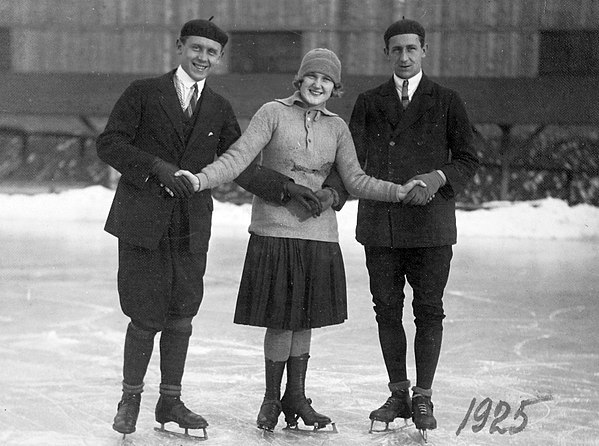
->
xmin=1 ymin=186 xmax=598 ymax=240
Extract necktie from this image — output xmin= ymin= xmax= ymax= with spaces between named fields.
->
xmin=401 ymin=80 xmax=409 ymax=109
xmin=186 ymin=83 xmax=198 ymax=117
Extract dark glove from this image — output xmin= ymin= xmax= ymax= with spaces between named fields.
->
xmin=284 ymin=182 xmax=323 ymax=217
xmin=403 ymin=171 xmax=445 ymax=206
xmin=152 ymin=159 xmax=195 ymax=198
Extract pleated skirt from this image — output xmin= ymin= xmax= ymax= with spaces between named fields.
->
xmin=233 ymin=234 xmax=348 ymax=330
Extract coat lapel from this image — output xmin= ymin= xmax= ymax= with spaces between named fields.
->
xmin=393 ymin=74 xmax=435 ymax=137
xmin=375 ymin=78 xmax=402 ymax=134
xmin=186 ymin=86 xmax=219 ymax=151
xmin=157 ymin=70 xmax=185 ymax=146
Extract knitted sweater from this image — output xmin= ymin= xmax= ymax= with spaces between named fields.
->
xmin=199 ymin=92 xmax=404 ymax=243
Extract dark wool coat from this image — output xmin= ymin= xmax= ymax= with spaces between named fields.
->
xmin=349 ymin=75 xmax=479 ymax=248
xmin=97 ymin=70 xmax=292 ymax=253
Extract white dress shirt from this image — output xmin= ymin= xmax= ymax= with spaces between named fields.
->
xmin=173 ymin=66 xmax=205 ymax=112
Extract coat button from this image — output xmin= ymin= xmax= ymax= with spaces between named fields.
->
xmin=389 ymin=141 xmax=396 ymax=146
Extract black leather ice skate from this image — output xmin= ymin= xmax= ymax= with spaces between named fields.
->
xmin=112 ymin=393 xmax=141 ymax=436
xmin=280 ymin=354 xmax=337 ymax=433
xmin=412 ymin=393 xmax=437 ymax=442
xmin=256 ymin=398 xmax=282 ymax=432
xmin=154 ymin=395 xmax=208 ymax=440
xmin=369 ymin=389 xmax=412 ymax=432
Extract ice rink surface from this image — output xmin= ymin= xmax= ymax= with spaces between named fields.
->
xmin=1 ymin=190 xmax=598 ymax=445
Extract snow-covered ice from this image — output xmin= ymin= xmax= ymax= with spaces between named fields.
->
xmin=1 ymin=187 xmax=598 ymax=445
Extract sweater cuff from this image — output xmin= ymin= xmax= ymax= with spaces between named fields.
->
xmin=197 ymin=172 xmax=210 ymax=191
xmin=435 ymin=169 xmax=446 ymax=185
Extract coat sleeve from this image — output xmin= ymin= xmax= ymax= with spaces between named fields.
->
xmin=96 ymin=82 xmax=157 ymax=189
xmin=322 ymin=166 xmax=349 ymax=211
xmin=235 ymin=158 xmax=293 ymax=205
xmin=440 ymin=92 xmax=480 ymax=196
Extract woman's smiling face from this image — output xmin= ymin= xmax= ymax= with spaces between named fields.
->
xmin=299 ymin=72 xmax=334 ymax=107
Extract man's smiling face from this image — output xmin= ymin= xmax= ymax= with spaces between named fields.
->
xmin=177 ymin=35 xmax=223 ymax=82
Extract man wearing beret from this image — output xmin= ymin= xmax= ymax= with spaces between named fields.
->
xmin=348 ymin=19 xmax=479 ymax=434
xmin=97 ymin=19 xmax=332 ymax=436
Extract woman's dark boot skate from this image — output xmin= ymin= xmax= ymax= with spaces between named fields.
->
xmin=280 ymin=354 xmax=336 ymax=432
xmin=155 ymin=394 xmax=208 ymax=438
xmin=369 ymin=380 xmax=412 ymax=432
xmin=256 ymin=359 xmax=286 ymax=431
xmin=112 ymin=392 xmax=141 ymax=435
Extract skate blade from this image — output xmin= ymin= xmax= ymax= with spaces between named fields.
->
xmin=257 ymin=424 xmax=275 ymax=434
xmin=283 ymin=421 xmax=338 ymax=434
xmin=154 ymin=425 xmax=208 ymax=441
xmin=369 ymin=418 xmax=412 ymax=434
xmin=419 ymin=428 xmax=428 ymax=443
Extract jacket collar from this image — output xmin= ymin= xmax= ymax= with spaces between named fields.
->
xmin=376 ymin=73 xmax=436 ymax=136
xmin=157 ymin=70 xmax=219 ymax=150
xmin=275 ymin=91 xmax=338 ymax=118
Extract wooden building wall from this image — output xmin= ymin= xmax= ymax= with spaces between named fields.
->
xmin=0 ymin=0 xmax=597 ymax=76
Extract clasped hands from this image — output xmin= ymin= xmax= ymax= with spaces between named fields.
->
xmin=156 ymin=162 xmax=442 ymax=212
xmin=401 ymin=170 xmax=445 ymax=206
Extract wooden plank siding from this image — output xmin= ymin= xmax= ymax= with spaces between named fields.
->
xmin=0 ymin=0 xmax=598 ymax=77
xmin=1 ymin=72 xmax=598 ymax=127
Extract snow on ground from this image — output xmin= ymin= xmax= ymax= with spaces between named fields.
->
xmin=1 ymin=185 xmax=598 ymax=240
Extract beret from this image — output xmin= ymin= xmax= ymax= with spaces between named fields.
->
xmin=180 ymin=19 xmax=228 ymax=47
xmin=384 ymin=19 xmax=425 ymax=45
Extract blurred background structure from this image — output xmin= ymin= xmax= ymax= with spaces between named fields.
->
xmin=0 ymin=0 xmax=598 ymax=205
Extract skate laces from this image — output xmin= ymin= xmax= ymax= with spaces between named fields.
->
xmin=383 ymin=391 xmax=406 ymax=409
xmin=414 ymin=395 xmax=432 ymax=415
xmin=382 ymin=396 xmax=395 ymax=408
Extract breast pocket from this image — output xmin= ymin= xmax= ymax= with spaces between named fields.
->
xmin=416 ymin=115 xmax=446 ymax=153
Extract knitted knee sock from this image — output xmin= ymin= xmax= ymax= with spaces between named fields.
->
xmin=264 ymin=328 xmax=293 ymax=362
xmin=290 ymin=329 xmax=312 ymax=357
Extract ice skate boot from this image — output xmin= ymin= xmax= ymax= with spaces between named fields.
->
xmin=112 ymin=392 xmax=141 ymax=436
xmin=256 ymin=358 xmax=286 ymax=432
xmin=412 ymin=392 xmax=436 ymax=442
xmin=281 ymin=394 xmax=336 ymax=431
xmin=369 ymin=381 xmax=411 ymax=433
xmin=281 ymin=354 xmax=337 ymax=432
xmin=256 ymin=398 xmax=282 ymax=432
xmin=154 ymin=395 xmax=208 ymax=440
